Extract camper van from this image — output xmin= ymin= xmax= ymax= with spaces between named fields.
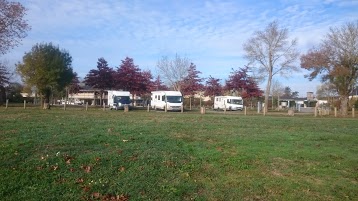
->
xmin=214 ymin=96 xmax=243 ymax=111
xmin=107 ymin=90 xmax=131 ymax=110
xmin=151 ymin=91 xmax=183 ymax=111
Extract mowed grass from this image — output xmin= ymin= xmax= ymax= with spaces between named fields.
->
xmin=0 ymin=108 xmax=357 ymax=200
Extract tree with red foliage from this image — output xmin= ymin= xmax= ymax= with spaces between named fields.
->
xmin=115 ymin=57 xmax=150 ymax=103
xmin=180 ymin=63 xmax=203 ymax=109
xmin=67 ymin=72 xmax=81 ymax=95
xmin=140 ymin=70 xmax=154 ymax=93
xmin=225 ymin=67 xmax=262 ymax=99
xmin=152 ymin=75 xmax=168 ymax=91
xmin=84 ymin=57 xmax=115 ymax=105
xmin=181 ymin=63 xmax=203 ymax=96
xmin=204 ymin=76 xmax=222 ymax=97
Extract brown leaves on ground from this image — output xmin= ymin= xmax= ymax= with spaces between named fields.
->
xmin=81 ymin=165 xmax=92 ymax=173
xmin=50 ymin=165 xmax=59 ymax=171
xmin=76 ymin=178 xmax=84 ymax=184
xmin=118 ymin=166 xmax=125 ymax=172
xmin=91 ymin=192 xmax=129 ymax=201
xmin=64 ymin=155 xmax=74 ymax=164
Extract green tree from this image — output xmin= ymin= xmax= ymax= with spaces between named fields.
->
xmin=16 ymin=43 xmax=74 ymax=109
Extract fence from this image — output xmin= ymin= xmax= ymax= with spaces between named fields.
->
xmin=2 ymin=99 xmax=357 ymax=118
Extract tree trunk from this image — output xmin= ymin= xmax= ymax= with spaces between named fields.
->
xmin=265 ymin=74 xmax=272 ymax=113
xmin=0 ymin=86 xmax=5 ymax=106
xmin=43 ymin=89 xmax=51 ymax=109
xmin=189 ymin=96 xmax=192 ymax=110
xmin=43 ymin=97 xmax=50 ymax=109
xmin=340 ymin=95 xmax=348 ymax=116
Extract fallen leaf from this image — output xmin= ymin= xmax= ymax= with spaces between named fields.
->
xmin=76 ymin=178 xmax=84 ymax=183
xmin=92 ymin=192 xmax=101 ymax=198
xmin=81 ymin=185 xmax=90 ymax=192
xmin=64 ymin=155 xmax=74 ymax=164
xmin=84 ymin=166 xmax=91 ymax=173
xmin=119 ymin=166 xmax=125 ymax=172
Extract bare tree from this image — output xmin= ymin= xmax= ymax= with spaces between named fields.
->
xmin=0 ymin=0 xmax=31 ymax=55
xmin=270 ymin=79 xmax=284 ymax=109
xmin=301 ymin=21 xmax=358 ymax=116
xmin=0 ymin=60 xmax=10 ymax=104
xmin=316 ymin=82 xmax=337 ymax=105
xmin=243 ymin=21 xmax=299 ymax=113
xmin=156 ymin=54 xmax=191 ymax=91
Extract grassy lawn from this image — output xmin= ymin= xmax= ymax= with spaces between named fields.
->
xmin=0 ymin=107 xmax=357 ymax=200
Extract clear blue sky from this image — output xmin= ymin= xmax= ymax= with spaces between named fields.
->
xmin=5 ymin=0 xmax=358 ymax=97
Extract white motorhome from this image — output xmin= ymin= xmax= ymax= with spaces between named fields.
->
xmin=214 ymin=96 xmax=243 ymax=111
xmin=151 ymin=91 xmax=183 ymax=111
xmin=107 ymin=90 xmax=131 ymax=110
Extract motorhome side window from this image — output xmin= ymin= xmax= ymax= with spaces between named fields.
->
xmin=162 ymin=96 xmax=165 ymax=101
xmin=227 ymin=99 xmax=231 ymax=103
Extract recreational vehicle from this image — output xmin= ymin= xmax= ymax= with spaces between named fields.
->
xmin=151 ymin=91 xmax=183 ymax=111
xmin=108 ymin=90 xmax=131 ymax=110
xmin=214 ymin=96 xmax=243 ymax=111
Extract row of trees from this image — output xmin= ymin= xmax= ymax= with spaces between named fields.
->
xmin=83 ymin=56 xmax=263 ymax=105
xmin=0 ymin=0 xmax=357 ymax=115
xmin=241 ymin=20 xmax=358 ymax=116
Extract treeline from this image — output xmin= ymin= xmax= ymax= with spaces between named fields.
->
xmin=1 ymin=0 xmax=357 ymax=115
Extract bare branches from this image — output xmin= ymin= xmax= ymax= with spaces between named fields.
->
xmin=243 ymin=21 xmax=299 ymax=112
xmin=156 ymin=54 xmax=191 ymax=91
xmin=0 ymin=0 xmax=31 ymax=55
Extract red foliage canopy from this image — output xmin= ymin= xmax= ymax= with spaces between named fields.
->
xmin=225 ymin=67 xmax=262 ymax=98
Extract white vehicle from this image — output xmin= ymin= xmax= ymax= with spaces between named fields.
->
xmin=214 ymin=96 xmax=243 ymax=111
xmin=151 ymin=91 xmax=183 ymax=111
xmin=107 ymin=90 xmax=131 ymax=110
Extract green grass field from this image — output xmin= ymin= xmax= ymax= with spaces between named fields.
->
xmin=0 ymin=107 xmax=357 ymax=200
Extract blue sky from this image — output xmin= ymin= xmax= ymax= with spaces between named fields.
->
xmin=5 ymin=0 xmax=358 ymax=97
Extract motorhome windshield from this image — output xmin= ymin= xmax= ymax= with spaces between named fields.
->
xmin=166 ymin=96 xmax=182 ymax=103
xmin=114 ymin=96 xmax=130 ymax=104
xmin=231 ymin=99 xmax=243 ymax=105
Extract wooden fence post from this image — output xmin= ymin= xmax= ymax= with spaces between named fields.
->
xmin=103 ymin=102 xmax=105 ymax=111
xmin=353 ymin=108 xmax=355 ymax=118
xmin=314 ymin=107 xmax=317 ymax=117
xmin=181 ymin=104 xmax=183 ymax=113
xmin=244 ymin=106 xmax=247 ymax=116
xmin=124 ymin=105 xmax=129 ymax=112
xmin=200 ymin=107 xmax=206 ymax=114
xmin=86 ymin=102 xmax=88 ymax=111
xmin=334 ymin=107 xmax=337 ymax=117
xmin=6 ymin=99 xmax=8 ymax=109
xmin=147 ymin=104 xmax=150 ymax=112
xmin=24 ymin=100 xmax=26 ymax=109
xmin=64 ymin=102 xmax=66 ymax=110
